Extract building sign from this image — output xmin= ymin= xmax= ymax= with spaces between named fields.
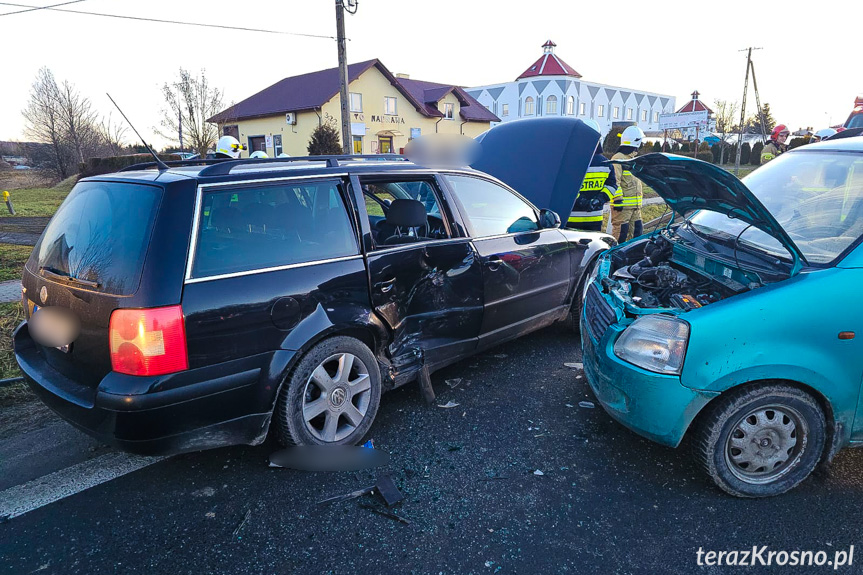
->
xmin=351 ymin=122 xmax=366 ymax=136
xmin=659 ymin=110 xmax=709 ymax=130
xmin=265 ymin=135 xmax=273 ymax=149
xmin=370 ymin=115 xmax=405 ymax=124
xmin=410 ymin=128 xmax=421 ymax=139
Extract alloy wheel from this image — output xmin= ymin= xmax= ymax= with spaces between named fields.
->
xmin=301 ymin=352 xmax=372 ymax=442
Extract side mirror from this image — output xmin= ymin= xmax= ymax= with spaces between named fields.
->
xmin=539 ymin=209 xmax=561 ymax=229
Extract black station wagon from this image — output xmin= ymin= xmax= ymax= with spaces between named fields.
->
xmin=14 ymin=140 xmax=612 ymax=454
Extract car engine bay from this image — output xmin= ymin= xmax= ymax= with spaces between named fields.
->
xmin=606 ymin=233 xmax=752 ymax=312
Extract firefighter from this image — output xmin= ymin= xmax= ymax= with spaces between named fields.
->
xmin=214 ymin=135 xmax=246 ymax=159
xmin=250 ymin=151 xmax=269 ymax=159
xmin=811 ymin=128 xmax=837 ymax=143
xmin=761 ymin=125 xmax=789 ymax=163
xmin=611 ymin=126 xmax=645 ymax=243
xmin=567 ymin=120 xmax=619 ymax=231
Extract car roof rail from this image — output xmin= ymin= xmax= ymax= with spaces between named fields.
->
xmin=196 ymin=154 xmax=410 ymax=177
xmin=118 ymin=158 xmax=229 ymax=172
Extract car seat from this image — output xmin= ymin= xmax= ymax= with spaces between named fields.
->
xmin=382 ymin=199 xmax=428 ymax=245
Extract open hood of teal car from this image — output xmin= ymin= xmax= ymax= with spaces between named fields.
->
xmin=616 ymin=153 xmax=805 ymax=266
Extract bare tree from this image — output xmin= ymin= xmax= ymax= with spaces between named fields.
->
xmin=97 ymin=112 xmax=128 ymax=156
xmin=21 ymin=67 xmax=73 ymax=178
xmin=55 ymin=80 xmax=100 ymax=164
xmin=156 ymin=68 xmax=224 ymax=158
xmin=713 ymin=99 xmax=739 ymax=165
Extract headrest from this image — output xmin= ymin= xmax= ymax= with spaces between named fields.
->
xmin=386 ymin=199 xmax=427 ymax=228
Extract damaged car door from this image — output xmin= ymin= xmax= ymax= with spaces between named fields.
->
xmin=356 ymin=175 xmax=483 ymax=380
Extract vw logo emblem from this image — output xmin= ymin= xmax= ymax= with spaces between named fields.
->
xmin=39 ymin=286 xmax=48 ymax=304
xmin=330 ymin=387 xmax=347 ymax=408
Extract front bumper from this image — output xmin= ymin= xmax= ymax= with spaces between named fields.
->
xmin=14 ymin=322 xmax=296 ymax=455
xmin=580 ymin=286 xmax=717 ymax=447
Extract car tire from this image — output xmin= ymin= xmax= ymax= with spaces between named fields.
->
xmin=692 ymin=383 xmax=826 ymax=498
xmin=275 ymin=336 xmax=382 ymax=446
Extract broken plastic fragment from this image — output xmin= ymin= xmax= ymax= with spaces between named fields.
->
xmin=578 ymin=401 xmax=595 ymax=409
xmin=437 ymin=401 xmax=460 ymax=408
xmin=446 ymin=378 xmax=463 ymax=389
xmin=533 ymin=469 xmax=544 ymax=476
xmin=564 ymin=362 xmax=584 ymax=369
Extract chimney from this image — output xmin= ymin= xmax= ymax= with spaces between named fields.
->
xmin=395 ymin=73 xmax=410 ymax=79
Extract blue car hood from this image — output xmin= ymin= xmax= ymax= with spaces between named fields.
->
xmin=617 ymin=153 xmax=805 ymax=265
xmin=471 ymin=118 xmax=600 ymax=222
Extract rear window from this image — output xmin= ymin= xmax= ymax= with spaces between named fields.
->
xmin=190 ymin=179 xmax=358 ymax=279
xmin=30 ymin=181 xmax=161 ymax=295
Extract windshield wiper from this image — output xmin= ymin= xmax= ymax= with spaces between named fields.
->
xmin=39 ymin=266 xmax=100 ymax=289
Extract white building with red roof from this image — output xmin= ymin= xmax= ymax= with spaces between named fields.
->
xmin=467 ymin=40 xmax=676 ymax=138
xmin=674 ymin=90 xmax=717 ymax=141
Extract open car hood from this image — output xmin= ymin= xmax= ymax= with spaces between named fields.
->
xmin=617 ymin=153 xmax=806 ymax=266
xmin=471 ymin=118 xmax=600 ymax=222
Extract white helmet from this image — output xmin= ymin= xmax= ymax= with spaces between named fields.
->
xmin=620 ymin=125 xmax=645 ymax=147
xmin=249 ymin=151 xmax=269 ymax=159
xmin=277 ymin=153 xmax=291 ymax=158
xmin=812 ymin=128 xmax=837 ymax=142
xmin=215 ymin=135 xmax=246 ymax=159
xmin=582 ymin=119 xmax=601 ymax=135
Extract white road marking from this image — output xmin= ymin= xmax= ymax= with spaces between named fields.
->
xmin=0 ymin=451 xmax=167 ymax=519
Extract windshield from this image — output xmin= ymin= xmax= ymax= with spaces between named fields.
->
xmin=847 ymin=114 xmax=863 ymax=129
xmin=688 ymin=150 xmax=863 ymax=264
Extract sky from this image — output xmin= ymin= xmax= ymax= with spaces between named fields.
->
xmin=2 ymin=0 xmax=861 ymax=148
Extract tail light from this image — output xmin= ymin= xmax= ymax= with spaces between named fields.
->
xmin=109 ymin=305 xmax=188 ymax=376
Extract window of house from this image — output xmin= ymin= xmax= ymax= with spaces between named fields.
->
xmin=567 ymin=96 xmax=575 ymax=115
xmin=613 ymin=107 xmax=620 ymax=119
xmin=502 ymin=103 xmax=509 ymax=117
xmin=384 ymin=96 xmax=397 ymax=115
xmin=597 ymin=104 xmax=604 ymax=117
xmin=192 ymin=180 xmax=358 ymax=279
xmin=654 ymin=111 xmax=660 ymax=122
xmin=349 ymin=92 xmax=362 ymax=113
xmin=579 ymin=102 xmax=586 ymax=116
xmin=546 ymin=95 xmax=558 ymax=115
xmin=626 ymin=108 xmax=633 ymax=120
xmin=641 ymin=109 xmax=648 ymax=122
xmin=352 ymin=136 xmax=363 ymax=154
xmin=525 ymin=97 xmax=535 ymax=116
xmin=444 ymin=102 xmax=454 ymax=120
xmin=444 ymin=175 xmax=539 ymax=237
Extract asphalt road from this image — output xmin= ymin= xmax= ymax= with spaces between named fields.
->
xmin=3 ymin=325 xmax=863 ymax=575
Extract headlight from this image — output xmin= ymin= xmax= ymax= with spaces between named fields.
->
xmin=613 ymin=314 xmax=689 ymax=375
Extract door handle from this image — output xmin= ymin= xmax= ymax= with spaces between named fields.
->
xmin=487 ymin=256 xmax=503 ymax=272
xmin=379 ymin=277 xmax=396 ymax=293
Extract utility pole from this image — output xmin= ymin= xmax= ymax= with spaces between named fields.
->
xmin=178 ymin=107 xmax=183 ymax=153
xmin=734 ymin=47 xmax=762 ymax=175
xmin=335 ymin=0 xmax=356 ymax=155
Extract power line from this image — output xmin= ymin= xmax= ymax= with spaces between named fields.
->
xmin=0 ymin=0 xmax=86 ymax=17
xmin=0 ymin=2 xmax=336 ymax=39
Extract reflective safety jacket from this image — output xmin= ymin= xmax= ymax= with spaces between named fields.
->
xmin=611 ymin=149 xmax=643 ymax=208
xmin=570 ymin=151 xmax=619 ymax=224
xmin=761 ymin=140 xmax=786 ymax=164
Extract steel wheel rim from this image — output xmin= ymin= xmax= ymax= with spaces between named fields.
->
xmin=724 ymin=404 xmax=808 ymax=484
xmin=301 ymin=352 xmax=371 ymax=443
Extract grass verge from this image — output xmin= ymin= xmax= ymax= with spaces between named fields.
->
xmin=0 ymin=244 xmax=32 ymax=281
xmin=1 ymin=302 xmax=24 ymax=380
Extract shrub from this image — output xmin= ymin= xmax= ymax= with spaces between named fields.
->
xmin=307 ymin=118 xmax=343 ymax=155
xmin=681 ymin=142 xmax=691 ymax=152
xmin=788 ymin=136 xmax=809 ymax=149
xmin=711 ymin=144 xmax=722 ymax=164
xmin=696 ymin=151 xmax=713 ymax=163
xmin=750 ymin=142 xmax=764 ymax=165
xmin=652 ymin=141 xmax=662 ymax=152
xmin=740 ymin=142 xmax=751 ymax=164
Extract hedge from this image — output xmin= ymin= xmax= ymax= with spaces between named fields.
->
xmin=79 ymin=153 xmax=182 ymax=178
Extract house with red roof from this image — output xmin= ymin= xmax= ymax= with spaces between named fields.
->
xmin=674 ymin=91 xmax=717 ymax=140
xmin=466 ymin=41 xmax=676 ymax=138
xmin=208 ymin=59 xmax=498 ymax=157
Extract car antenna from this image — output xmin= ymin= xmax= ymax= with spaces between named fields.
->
xmin=106 ymin=93 xmax=170 ymax=171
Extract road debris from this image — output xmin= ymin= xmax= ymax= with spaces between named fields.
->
xmin=205 ymin=512 xmax=216 ymax=518
xmin=316 ymin=485 xmax=375 ymax=505
xmin=232 ymin=509 xmax=252 ymax=539
xmin=445 ymin=378 xmax=463 ymax=389
xmin=565 ymin=404 xmax=574 ymax=408
xmin=564 ymin=362 xmax=583 ymax=369
xmin=493 ymin=353 xmax=508 ymax=359
xmin=533 ymin=469 xmax=545 ymax=476
xmin=374 ymin=474 xmax=404 ymax=507
xmin=578 ymin=401 xmax=595 ymax=409
xmin=192 ymin=486 xmax=216 ymax=497
xmin=437 ymin=400 xmax=460 ymax=408
xmin=359 ymin=503 xmax=411 ymax=525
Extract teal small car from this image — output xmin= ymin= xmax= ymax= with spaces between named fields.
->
xmin=581 ymin=136 xmax=863 ymax=497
